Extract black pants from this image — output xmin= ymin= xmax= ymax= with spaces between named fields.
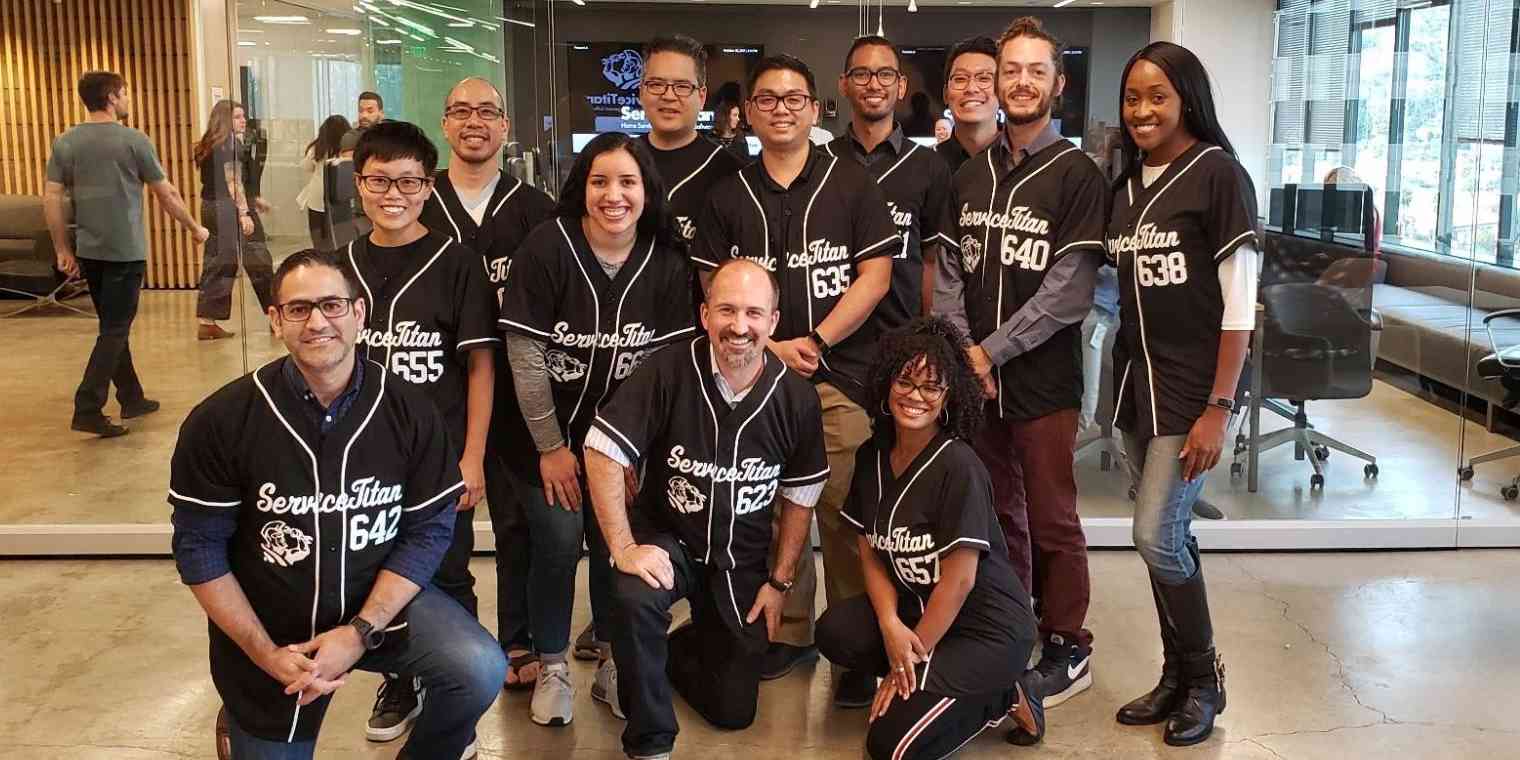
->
xmin=819 ymin=595 xmax=1023 ymax=760
xmin=73 ymin=258 xmax=146 ymax=420
xmin=609 ymin=532 xmax=767 ymax=757
xmin=483 ymin=448 xmax=532 ymax=652
xmin=433 ymin=507 xmax=478 ymax=617
xmin=196 ymin=201 xmax=273 ymax=320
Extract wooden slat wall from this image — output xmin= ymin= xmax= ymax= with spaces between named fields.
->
xmin=0 ymin=0 xmax=201 ymax=288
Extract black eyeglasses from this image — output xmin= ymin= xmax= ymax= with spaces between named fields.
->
xmin=845 ymin=67 xmax=901 ymax=87
xmin=355 ymin=174 xmax=432 ymax=195
xmin=276 ymin=297 xmax=355 ymax=322
xmin=444 ymin=104 xmax=505 ymax=122
xmin=642 ymin=79 xmax=698 ymax=98
xmin=891 ymin=376 xmax=947 ymax=403
xmin=750 ymin=93 xmax=815 ymax=112
xmin=948 ymin=72 xmax=997 ymax=91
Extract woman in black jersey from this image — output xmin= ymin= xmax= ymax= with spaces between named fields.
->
xmin=1106 ymin=42 xmax=1259 ymax=746
xmin=816 ymin=317 xmax=1043 ymax=759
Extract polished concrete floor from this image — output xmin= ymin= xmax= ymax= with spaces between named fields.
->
xmin=4 ymin=550 xmax=1518 ymax=759
xmin=3 ymin=281 xmax=1520 ymax=527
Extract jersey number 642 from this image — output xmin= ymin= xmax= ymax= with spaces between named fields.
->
xmin=349 ymin=506 xmax=402 ymax=551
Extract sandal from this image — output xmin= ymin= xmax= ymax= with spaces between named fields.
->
xmin=504 ymin=650 xmax=540 ymax=691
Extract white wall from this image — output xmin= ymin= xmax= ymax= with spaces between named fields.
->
xmin=1151 ymin=0 xmax=1179 ymax=42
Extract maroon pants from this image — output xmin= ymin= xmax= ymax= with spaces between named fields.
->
xmin=972 ymin=406 xmax=1092 ymax=648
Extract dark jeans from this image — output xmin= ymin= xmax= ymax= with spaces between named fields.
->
xmin=222 ymin=585 xmax=505 ymax=759
xmin=609 ymin=532 xmax=768 ymax=758
xmin=196 ymin=202 xmax=273 ymax=320
xmin=484 ymin=450 xmax=533 ymax=653
xmin=973 ymin=406 xmax=1092 ymax=648
xmin=434 ymin=507 xmax=478 ymax=617
xmin=73 ymin=258 xmax=146 ymax=420
xmin=306 ymin=208 xmax=333 ymax=251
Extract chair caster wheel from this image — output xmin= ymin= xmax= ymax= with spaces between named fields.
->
xmin=1364 ymin=464 xmax=1379 ymax=479
xmin=1459 ymin=465 xmax=1475 ymax=481
xmin=1230 ymin=462 xmax=1243 ymax=477
xmin=1315 ymin=446 xmax=1330 ymax=461
xmin=1503 ymin=485 xmax=1519 ymax=501
xmin=1310 ymin=473 xmax=1325 ymax=489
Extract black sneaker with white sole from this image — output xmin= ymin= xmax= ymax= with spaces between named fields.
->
xmin=758 ymin=643 xmax=820 ymax=681
xmin=1032 ymin=635 xmax=1092 ymax=708
xmin=367 ymin=674 xmax=424 ymax=742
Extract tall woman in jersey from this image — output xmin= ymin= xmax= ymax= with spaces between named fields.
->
xmin=1107 ymin=42 xmax=1258 ymax=746
xmin=499 ymin=131 xmax=694 ymax=726
xmin=816 ymin=317 xmax=1043 ymax=759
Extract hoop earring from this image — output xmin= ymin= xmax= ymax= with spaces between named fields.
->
xmin=880 ymin=398 xmax=892 ymax=417
xmin=939 ymin=407 xmax=950 ymax=426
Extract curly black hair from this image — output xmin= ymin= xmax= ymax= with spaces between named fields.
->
xmin=865 ymin=316 xmax=985 ymax=445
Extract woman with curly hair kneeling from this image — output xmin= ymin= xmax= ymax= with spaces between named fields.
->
xmin=816 ymin=316 xmax=1046 ymax=759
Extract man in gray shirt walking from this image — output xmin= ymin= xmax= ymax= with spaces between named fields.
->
xmin=44 ymin=70 xmax=209 ymax=437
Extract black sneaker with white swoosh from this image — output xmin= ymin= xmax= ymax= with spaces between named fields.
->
xmin=1032 ymin=635 xmax=1093 ymax=708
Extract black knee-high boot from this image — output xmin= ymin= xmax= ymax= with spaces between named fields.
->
xmin=1115 ymin=572 xmax=1183 ymax=725
xmin=1156 ymin=541 xmax=1225 ymax=746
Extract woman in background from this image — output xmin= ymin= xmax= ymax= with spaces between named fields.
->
xmin=711 ymin=98 xmax=750 ymax=163
xmin=298 ymin=114 xmax=351 ymax=250
xmin=192 ymin=99 xmax=273 ymax=341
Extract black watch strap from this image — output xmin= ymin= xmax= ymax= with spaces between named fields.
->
xmin=1210 ymin=396 xmax=1235 ymax=411
xmin=767 ymin=575 xmax=794 ymax=593
xmin=808 ymin=329 xmax=831 ymax=355
xmin=350 ymin=616 xmax=385 ymax=650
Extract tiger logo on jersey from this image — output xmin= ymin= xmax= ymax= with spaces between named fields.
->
xmin=260 ymin=521 xmax=314 ymax=567
xmin=667 ymin=476 xmax=706 ymax=514
xmin=545 ymin=349 xmax=588 ymax=382
xmin=959 ymin=234 xmax=984 ymax=274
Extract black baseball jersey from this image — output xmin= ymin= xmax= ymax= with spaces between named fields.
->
xmin=1108 ymin=143 xmax=1258 ymax=438
xmin=823 ymin=132 xmax=956 ymax=330
xmin=499 ymin=217 xmax=697 ymax=449
xmin=945 ymin=139 xmax=1108 ymax=420
xmin=347 ymin=231 xmax=500 ymax=446
xmin=936 ymin=132 xmax=973 ymax=174
xmin=690 ymin=145 xmax=900 ymax=400
xmin=422 ymin=170 xmax=556 ymax=480
xmin=841 ymin=432 xmax=1031 ymax=696
xmin=590 ymin=336 xmax=829 ymax=635
xmin=639 ymin=133 xmax=745 ymax=245
xmin=168 ymin=357 xmax=462 ymax=742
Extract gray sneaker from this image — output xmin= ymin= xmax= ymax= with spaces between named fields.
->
xmin=530 ymin=661 xmax=575 ymax=726
xmin=592 ymin=657 xmax=625 ymax=720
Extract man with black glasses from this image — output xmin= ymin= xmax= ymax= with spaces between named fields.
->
xmin=691 ymin=54 xmax=898 ymax=708
xmin=169 ymin=249 xmax=503 ymax=760
xmin=343 ymin=121 xmax=501 ymax=747
xmin=936 ymin=37 xmax=1002 ymax=173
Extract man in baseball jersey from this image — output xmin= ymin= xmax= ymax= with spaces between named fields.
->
xmin=933 ymin=17 xmax=1105 ymax=709
xmin=345 ymin=120 xmax=501 ymax=740
xmin=826 ymin=34 xmax=956 ymax=328
xmin=690 ymin=54 xmax=898 ymax=703
xmin=421 ymin=76 xmax=557 ymax=690
xmin=936 ymin=37 xmax=1001 ymax=174
xmin=169 ymin=249 xmax=504 ymax=760
xmin=582 ymin=258 xmax=829 ymax=760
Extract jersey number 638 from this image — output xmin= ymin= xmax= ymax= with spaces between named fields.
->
xmin=1135 ymin=251 xmax=1189 ymax=287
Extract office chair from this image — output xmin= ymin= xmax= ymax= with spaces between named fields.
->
xmin=1459 ymin=308 xmax=1520 ymax=499
xmin=322 ymin=158 xmax=368 ymax=251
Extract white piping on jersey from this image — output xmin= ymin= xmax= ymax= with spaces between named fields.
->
xmin=405 ymin=481 xmax=466 ymax=512
xmin=435 ymin=193 xmax=464 ymax=242
xmin=1128 ymin=146 xmax=1219 ymax=436
xmin=882 ymin=438 xmax=956 ymax=617
xmin=1215 ymin=229 xmax=1254 ymax=261
xmin=1053 ymin=238 xmax=1104 ymax=258
xmin=250 ymin=367 xmax=322 ymax=743
xmin=927 ymin=536 xmax=992 ymax=558
xmin=337 ymin=359 xmax=390 ymax=623
xmin=989 ymin=145 xmax=1082 ymax=416
xmin=893 ymin=696 xmax=955 ymax=760
xmin=728 ymin=370 xmax=787 ymax=569
xmin=1115 ymin=359 xmax=1133 ymax=424
xmin=557 ymin=218 xmax=601 ymax=449
xmin=456 ymin=336 xmax=500 ymax=349
xmin=736 ymin=173 xmax=770 ymax=270
xmin=667 ymin=144 xmax=724 ymax=199
xmin=800 ymin=156 xmax=838 ymax=331
xmin=688 ymin=341 xmax=723 ymax=564
xmin=168 ymin=489 xmax=239 ymax=507
xmin=725 ymin=570 xmax=743 ymax=635
xmin=346 ymin=239 xmax=450 ymax=372
xmin=593 ymin=413 xmax=642 ymax=460
xmin=651 ymin=325 xmax=698 ymax=343
xmin=436 ymin=175 xmax=523 ymax=242
xmin=490 ymin=177 xmax=523 ymax=217
xmin=876 ymin=140 xmax=919 ymax=183
xmin=780 ymin=466 xmax=829 ymax=484
xmin=597 ymin=238 xmax=657 ymax=423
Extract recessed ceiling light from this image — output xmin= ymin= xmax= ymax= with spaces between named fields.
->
xmin=447 ymin=21 xmax=474 ymax=27
xmin=253 ymin=15 xmax=309 ymax=24
xmin=237 ymin=40 xmax=257 ymax=46
xmin=327 ymin=28 xmax=363 ymax=35
xmin=377 ymin=39 xmax=402 ymax=44
xmin=1053 ymin=0 xmax=1077 ymax=6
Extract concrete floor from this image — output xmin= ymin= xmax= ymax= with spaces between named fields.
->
xmin=4 ymin=550 xmax=1518 ymax=759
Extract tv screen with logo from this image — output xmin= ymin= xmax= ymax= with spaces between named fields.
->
xmin=566 ymin=41 xmax=764 ymax=152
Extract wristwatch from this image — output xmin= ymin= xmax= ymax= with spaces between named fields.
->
xmin=807 ymin=329 xmax=831 ymax=356
xmin=767 ymin=575 xmax=794 ymax=593
xmin=350 ymin=615 xmax=385 ymax=651
xmin=1209 ymin=396 xmax=1236 ymax=412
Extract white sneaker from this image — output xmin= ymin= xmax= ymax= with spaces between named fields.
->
xmin=530 ymin=661 xmax=575 ymax=727
xmin=592 ymin=657 xmax=626 ymax=720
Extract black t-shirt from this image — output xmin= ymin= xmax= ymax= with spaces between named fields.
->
xmin=590 ymin=336 xmax=829 ymax=635
xmin=1108 ymin=143 xmax=1258 ymax=437
xmin=199 ymin=141 xmax=237 ymax=202
xmin=422 ymin=170 xmax=557 ymax=480
xmin=499 ymin=217 xmax=697 ymax=449
xmin=842 ymin=433 xmax=1032 ymax=697
xmin=690 ymin=145 xmax=900 ymax=402
xmin=347 ymin=231 xmax=500 ymax=447
xmin=638 ymin=133 xmax=745 ymax=245
xmin=825 ymin=129 xmax=956 ymax=330
xmin=947 ymin=139 xmax=1108 ymax=421
xmin=168 ymin=357 xmax=461 ymax=742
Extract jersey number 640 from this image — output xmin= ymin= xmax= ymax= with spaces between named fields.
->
xmin=1000 ymin=234 xmax=1050 ymax=271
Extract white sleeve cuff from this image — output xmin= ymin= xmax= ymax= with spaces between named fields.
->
xmin=782 ymin=480 xmax=825 ymax=509
xmin=583 ymin=427 xmax=631 ymax=467
xmin=1218 ymin=242 xmax=1260 ymax=331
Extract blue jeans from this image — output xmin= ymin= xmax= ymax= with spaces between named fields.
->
xmin=223 ymin=585 xmax=506 ymax=759
xmin=1124 ymin=433 xmax=1206 ymax=584
xmin=521 ymin=475 xmax=611 ymax=654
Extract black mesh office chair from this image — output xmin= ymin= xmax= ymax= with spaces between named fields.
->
xmin=321 ymin=158 xmax=367 ymax=251
xmin=1459 ymin=308 xmax=1520 ymax=499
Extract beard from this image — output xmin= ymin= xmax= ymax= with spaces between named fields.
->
xmin=715 ymin=331 xmax=762 ymax=372
xmin=1003 ymin=89 xmax=1054 ymax=126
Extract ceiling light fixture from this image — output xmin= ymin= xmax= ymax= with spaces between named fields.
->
xmin=253 ymin=15 xmax=309 ymax=24
xmin=237 ymin=40 xmax=257 ymax=46
xmin=810 ymin=0 xmax=820 ymax=7
xmin=377 ymin=39 xmax=402 ymax=44
xmin=326 ymin=28 xmax=363 ymax=35
xmin=1053 ymin=0 xmax=1077 ymax=6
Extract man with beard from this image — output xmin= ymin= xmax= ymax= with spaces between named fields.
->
xmin=582 ymin=258 xmax=829 ymax=760
xmin=936 ymin=37 xmax=1001 ymax=173
xmin=826 ymin=34 xmax=956 ymax=328
xmin=933 ymin=17 xmax=1103 ymax=711
xmin=420 ymin=77 xmax=557 ymax=693
xmin=357 ymin=91 xmax=385 ymax=129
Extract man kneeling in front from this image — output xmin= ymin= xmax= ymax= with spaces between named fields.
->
xmin=582 ymin=258 xmax=830 ymax=760
xmin=168 ymin=249 xmax=505 ymax=759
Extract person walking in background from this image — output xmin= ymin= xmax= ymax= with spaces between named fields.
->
xmin=194 ymin=99 xmax=274 ymax=341
xmin=43 ymin=70 xmax=209 ymax=438
xmin=298 ymin=114 xmax=352 ymax=250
